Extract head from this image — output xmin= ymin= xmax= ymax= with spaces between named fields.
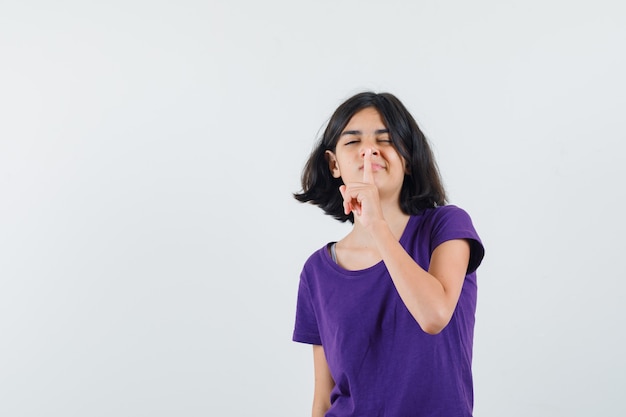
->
xmin=294 ymin=91 xmax=447 ymax=222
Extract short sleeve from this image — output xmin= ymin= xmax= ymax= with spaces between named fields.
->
xmin=430 ymin=205 xmax=485 ymax=274
xmin=292 ymin=274 xmax=322 ymax=345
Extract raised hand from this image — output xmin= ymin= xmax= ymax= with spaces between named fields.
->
xmin=339 ymin=149 xmax=383 ymax=228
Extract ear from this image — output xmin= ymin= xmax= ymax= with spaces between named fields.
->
xmin=324 ymin=150 xmax=342 ymax=178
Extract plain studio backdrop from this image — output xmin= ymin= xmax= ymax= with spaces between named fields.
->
xmin=1 ymin=1 xmax=624 ymax=416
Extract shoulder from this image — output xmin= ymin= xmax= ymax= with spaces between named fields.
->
xmin=420 ymin=205 xmax=485 ymax=273
xmin=300 ymin=244 xmax=333 ymax=278
xmin=423 ymin=204 xmax=472 ymax=222
xmin=418 ymin=205 xmax=477 ymax=234
xmin=304 ymin=244 xmax=331 ymax=263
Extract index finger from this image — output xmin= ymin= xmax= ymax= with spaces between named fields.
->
xmin=363 ymin=149 xmax=374 ymax=184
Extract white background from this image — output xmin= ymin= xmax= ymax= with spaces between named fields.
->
xmin=1 ymin=1 xmax=625 ymax=416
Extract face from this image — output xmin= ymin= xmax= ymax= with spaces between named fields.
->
xmin=325 ymin=107 xmax=406 ymax=200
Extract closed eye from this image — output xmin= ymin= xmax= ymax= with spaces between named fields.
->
xmin=344 ymin=139 xmax=360 ymax=145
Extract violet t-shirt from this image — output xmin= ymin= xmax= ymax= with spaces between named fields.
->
xmin=293 ymin=205 xmax=485 ymax=417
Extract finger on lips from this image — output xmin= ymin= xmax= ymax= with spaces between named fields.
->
xmin=363 ymin=148 xmax=374 ymax=184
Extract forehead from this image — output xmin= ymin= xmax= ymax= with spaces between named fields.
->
xmin=343 ymin=107 xmax=387 ymax=131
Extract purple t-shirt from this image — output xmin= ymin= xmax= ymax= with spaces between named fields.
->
xmin=293 ymin=205 xmax=485 ymax=417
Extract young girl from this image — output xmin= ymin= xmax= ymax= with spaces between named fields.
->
xmin=292 ymin=92 xmax=485 ymax=417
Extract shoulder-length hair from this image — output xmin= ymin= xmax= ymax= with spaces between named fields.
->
xmin=294 ymin=91 xmax=447 ymax=223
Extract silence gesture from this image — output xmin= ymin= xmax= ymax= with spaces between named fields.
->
xmin=339 ymin=148 xmax=384 ymax=228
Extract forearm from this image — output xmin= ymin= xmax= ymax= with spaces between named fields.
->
xmin=312 ymin=384 xmax=331 ymax=417
xmin=368 ymin=220 xmax=459 ymax=334
xmin=312 ymin=401 xmax=330 ymax=417
xmin=312 ymin=345 xmax=333 ymax=416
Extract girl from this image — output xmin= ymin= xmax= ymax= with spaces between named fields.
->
xmin=292 ymin=92 xmax=485 ymax=417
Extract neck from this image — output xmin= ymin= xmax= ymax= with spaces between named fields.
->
xmin=351 ymin=202 xmax=409 ymax=244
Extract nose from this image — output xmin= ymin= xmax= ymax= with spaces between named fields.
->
xmin=360 ymin=147 xmax=379 ymax=157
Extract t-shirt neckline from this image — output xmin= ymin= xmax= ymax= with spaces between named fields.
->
xmin=322 ymin=214 xmax=420 ymax=276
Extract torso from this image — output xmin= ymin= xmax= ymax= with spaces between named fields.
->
xmin=293 ymin=206 xmax=484 ymax=416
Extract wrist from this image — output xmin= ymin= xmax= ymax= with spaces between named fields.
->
xmin=367 ymin=219 xmax=393 ymax=241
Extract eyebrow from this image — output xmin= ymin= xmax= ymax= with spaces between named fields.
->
xmin=340 ymin=128 xmax=390 ymax=136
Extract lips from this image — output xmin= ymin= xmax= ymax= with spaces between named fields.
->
xmin=361 ymin=163 xmax=385 ymax=171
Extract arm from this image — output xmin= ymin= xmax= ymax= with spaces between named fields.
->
xmin=369 ymin=222 xmax=470 ymax=334
xmin=312 ymin=345 xmax=334 ymax=417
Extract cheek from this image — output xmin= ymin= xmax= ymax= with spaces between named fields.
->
xmin=388 ymin=151 xmax=406 ymax=168
xmin=391 ymin=150 xmax=408 ymax=174
xmin=337 ymin=151 xmax=359 ymax=166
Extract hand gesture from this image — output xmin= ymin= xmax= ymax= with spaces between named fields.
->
xmin=339 ymin=149 xmax=384 ymax=228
